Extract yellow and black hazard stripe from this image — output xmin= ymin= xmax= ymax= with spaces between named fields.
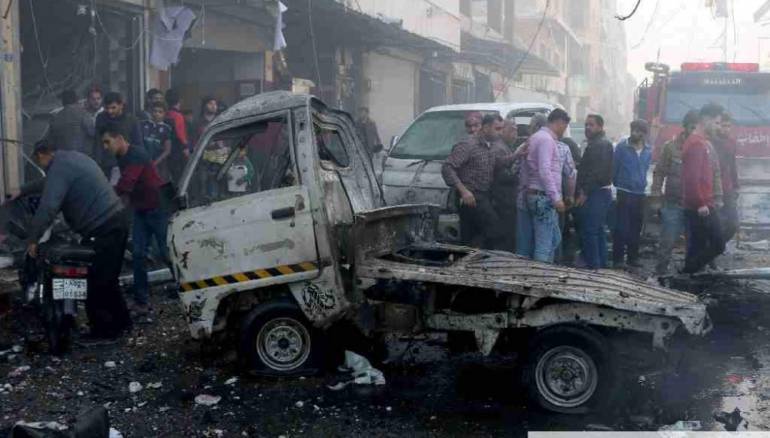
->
xmin=179 ymin=262 xmax=319 ymax=292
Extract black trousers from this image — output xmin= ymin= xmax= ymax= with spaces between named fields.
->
xmin=720 ymin=193 xmax=739 ymax=243
xmin=83 ymin=212 xmax=131 ymax=337
xmin=459 ymin=192 xmax=503 ymax=250
xmin=613 ymin=191 xmax=644 ymax=264
xmin=684 ymin=209 xmax=725 ymax=274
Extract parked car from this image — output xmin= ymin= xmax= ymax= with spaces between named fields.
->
xmin=381 ymin=102 xmax=567 ymax=242
xmin=166 ymin=92 xmax=710 ymax=414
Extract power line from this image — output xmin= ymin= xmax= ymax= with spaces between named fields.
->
xmin=493 ymin=0 xmax=549 ymax=99
xmin=509 ymin=0 xmax=550 ymax=78
xmin=616 ymin=0 xmax=642 ymax=21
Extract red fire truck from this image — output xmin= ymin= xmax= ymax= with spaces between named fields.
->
xmin=636 ymin=61 xmax=770 ymax=235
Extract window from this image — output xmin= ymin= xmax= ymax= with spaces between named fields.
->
xmin=487 ymin=0 xmax=503 ymax=33
xmin=315 ymin=124 xmax=350 ymax=168
xmin=188 ymin=115 xmax=296 ymax=207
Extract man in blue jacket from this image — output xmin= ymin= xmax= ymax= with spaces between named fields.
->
xmin=613 ymin=119 xmax=652 ymax=269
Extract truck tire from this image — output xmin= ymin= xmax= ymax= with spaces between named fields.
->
xmin=238 ymin=301 xmax=325 ymax=375
xmin=521 ymin=325 xmax=617 ymax=414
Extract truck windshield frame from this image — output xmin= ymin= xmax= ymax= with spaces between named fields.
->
xmin=664 ymin=72 xmax=770 ymax=126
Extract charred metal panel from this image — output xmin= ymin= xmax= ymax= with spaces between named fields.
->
xmin=357 ymin=243 xmax=709 ymax=336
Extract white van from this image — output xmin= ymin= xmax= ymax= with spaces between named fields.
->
xmin=382 ymin=102 xmax=567 ymax=242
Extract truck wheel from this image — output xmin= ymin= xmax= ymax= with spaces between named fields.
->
xmin=239 ymin=301 xmax=324 ymax=375
xmin=522 ymin=325 xmax=616 ymax=414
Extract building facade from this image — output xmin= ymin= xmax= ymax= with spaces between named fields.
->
xmin=4 ymin=0 xmax=634 ymax=194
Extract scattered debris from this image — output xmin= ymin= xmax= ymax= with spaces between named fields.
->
xmin=327 ymin=351 xmax=386 ymax=391
xmin=109 ymin=428 xmax=125 ymax=438
xmin=295 ymin=401 xmax=304 ymax=408
xmin=714 ymin=408 xmax=745 ymax=431
xmin=147 ymin=382 xmax=163 ymax=389
xmin=659 ymin=420 xmax=702 ymax=431
xmin=8 ymin=365 xmax=31 ymax=378
xmin=225 ymin=377 xmax=238 ymax=386
xmin=104 ymin=361 xmax=117 ymax=368
xmin=195 ymin=394 xmax=222 ymax=406
xmin=586 ymin=424 xmax=614 ymax=431
xmin=11 ymin=345 xmax=22 ymax=353
xmin=128 ymin=382 xmax=143 ymax=393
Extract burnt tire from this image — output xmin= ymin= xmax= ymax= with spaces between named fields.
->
xmin=521 ymin=325 xmax=616 ymax=414
xmin=238 ymin=301 xmax=325 ymax=376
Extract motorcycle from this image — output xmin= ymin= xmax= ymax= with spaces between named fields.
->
xmin=6 ymin=196 xmax=95 ymax=355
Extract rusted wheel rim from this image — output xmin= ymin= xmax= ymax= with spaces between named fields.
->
xmin=535 ymin=345 xmax=598 ymax=408
xmin=256 ymin=317 xmax=311 ymax=371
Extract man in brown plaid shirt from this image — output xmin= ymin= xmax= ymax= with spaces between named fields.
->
xmin=442 ymin=114 xmax=513 ymax=248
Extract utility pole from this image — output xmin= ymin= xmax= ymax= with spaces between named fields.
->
xmin=0 ymin=0 xmax=23 ymax=197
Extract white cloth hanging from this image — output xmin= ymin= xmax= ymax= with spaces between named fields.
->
xmin=150 ymin=6 xmax=196 ymax=71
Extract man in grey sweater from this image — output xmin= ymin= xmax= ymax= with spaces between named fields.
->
xmin=20 ymin=141 xmax=131 ymax=340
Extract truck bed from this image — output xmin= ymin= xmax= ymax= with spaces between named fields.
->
xmin=352 ymin=205 xmax=710 ymax=336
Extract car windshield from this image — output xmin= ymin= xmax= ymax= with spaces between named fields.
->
xmin=389 ymin=110 xmax=497 ymax=160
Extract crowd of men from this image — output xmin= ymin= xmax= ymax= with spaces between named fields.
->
xmin=15 ymin=86 xmax=232 ymax=342
xmin=13 ymin=85 xmax=387 ymax=344
xmin=441 ymin=102 xmax=738 ymax=277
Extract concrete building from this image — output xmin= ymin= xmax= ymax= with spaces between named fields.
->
xmin=5 ymin=0 xmax=633 ymax=196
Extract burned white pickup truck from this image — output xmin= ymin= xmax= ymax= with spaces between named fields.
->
xmin=167 ymin=91 xmax=710 ymax=413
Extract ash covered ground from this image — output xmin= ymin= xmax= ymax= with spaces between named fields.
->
xmin=2 ymin=246 xmax=770 ymax=437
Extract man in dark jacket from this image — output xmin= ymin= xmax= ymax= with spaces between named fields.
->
xmin=491 ymin=119 xmax=519 ymax=252
xmin=650 ymin=110 xmax=699 ymax=275
xmin=713 ymin=112 xmax=740 ymax=243
xmin=20 ymin=141 xmax=131 ymax=340
xmin=47 ymin=89 xmax=91 ymax=155
xmin=612 ymin=119 xmax=652 ymax=268
xmin=94 ymin=92 xmax=144 ymax=182
xmin=575 ymin=114 xmax=613 ymax=269
xmin=101 ymin=123 xmax=167 ymax=316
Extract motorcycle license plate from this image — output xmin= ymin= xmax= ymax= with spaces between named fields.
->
xmin=52 ymin=278 xmax=87 ymax=300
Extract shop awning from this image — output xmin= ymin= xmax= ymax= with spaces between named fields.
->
xmin=282 ymin=0 xmax=456 ymax=56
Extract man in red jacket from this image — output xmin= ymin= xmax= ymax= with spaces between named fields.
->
xmin=101 ymin=122 xmax=167 ymax=317
xmin=681 ymin=103 xmax=726 ymax=274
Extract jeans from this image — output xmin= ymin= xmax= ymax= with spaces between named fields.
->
xmin=684 ymin=209 xmax=725 ymax=274
xmin=578 ymin=188 xmax=612 ymax=269
xmin=613 ymin=191 xmax=644 ymax=265
xmin=655 ymin=202 xmax=686 ymax=275
xmin=132 ymin=208 xmax=169 ymax=305
xmin=83 ymin=212 xmax=131 ymax=337
xmin=525 ymin=193 xmax=561 ymax=263
xmin=458 ymin=192 xmax=503 ymax=250
xmin=516 ymin=201 xmax=533 ymax=258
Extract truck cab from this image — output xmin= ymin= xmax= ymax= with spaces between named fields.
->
xmin=168 ymin=92 xmax=710 ymax=414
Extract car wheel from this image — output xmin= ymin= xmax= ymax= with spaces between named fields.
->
xmin=522 ymin=325 xmax=616 ymax=414
xmin=239 ymin=301 xmax=324 ymax=375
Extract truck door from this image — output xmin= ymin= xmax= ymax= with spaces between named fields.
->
xmin=169 ymin=111 xmax=319 ymax=293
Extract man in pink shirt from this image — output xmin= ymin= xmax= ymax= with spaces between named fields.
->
xmin=519 ymin=109 xmax=570 ymax=262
